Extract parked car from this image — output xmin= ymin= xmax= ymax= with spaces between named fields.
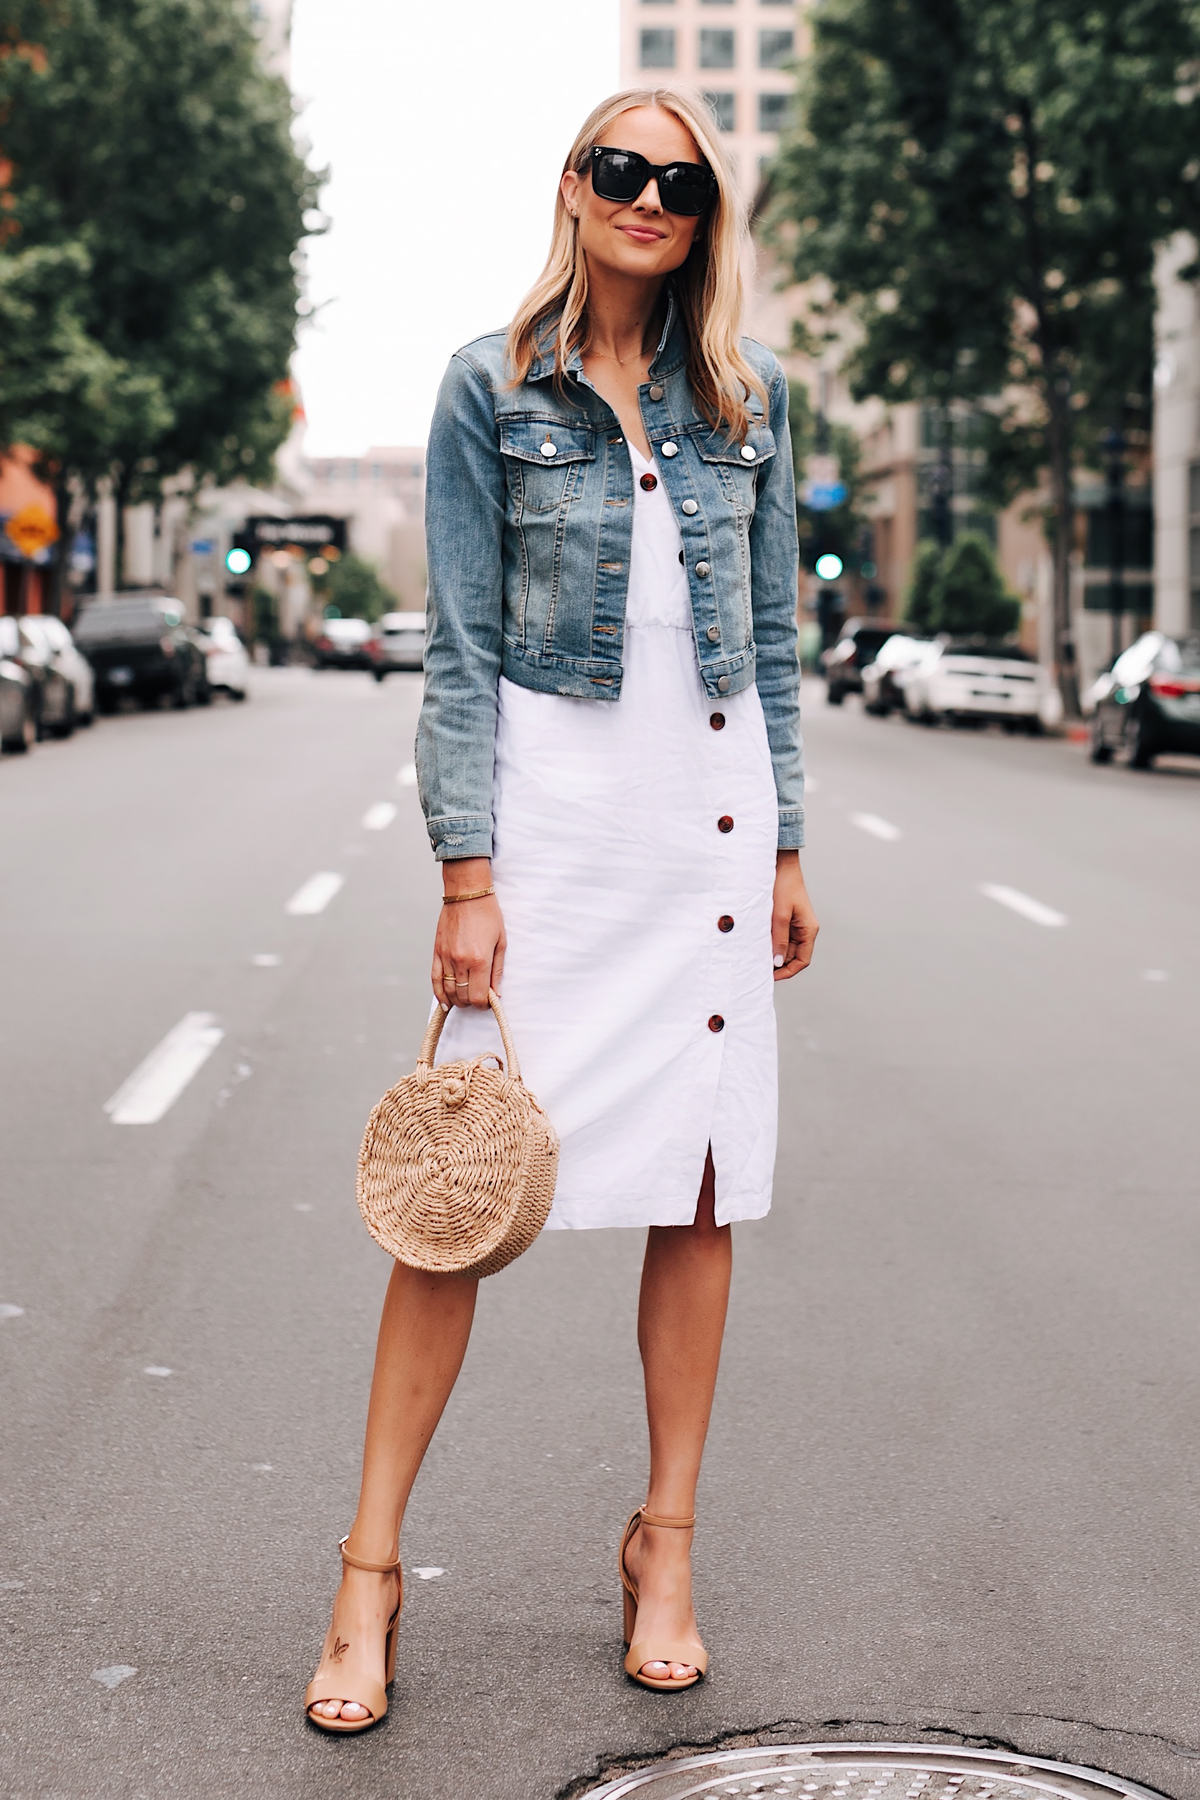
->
xmin=194 ymin=614 xmax=250 ymax=700
xmin=861 ymin=634 xmax=933 ymax=716
xmin=903 ymin=638 xmax=1055 ymax=732
xmin=1 ymin=614 xmax=77 ymax=737
xmin=20 ymin=614 xmax=94 ymax=726
xmin=367 ymin=611 xmax=426 ymax=680
xmin=0 ymin=617 xmax=36 ymax=753
xmin=73 ymin=593 xmax=209 ymax=712
xmin=312 ymin=616 xmax=373 ymax=670
xmin=1087 ymin=631 xmax=1200 ymax=768
xmin=821 ymin=619 xmax=902 ymax=704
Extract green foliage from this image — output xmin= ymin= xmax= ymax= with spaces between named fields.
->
xmin=312 ymin=553 xmax=397 ymax=624
xmin=766 ymin=0 xmax=1200 ymax=689
xmin=0 ymin=0 xmax=321 ymax=501
xmin=904 ymin=534 xmax=1020 ymax=637
xmin=903 ymin=540 xmax=944 ymax=634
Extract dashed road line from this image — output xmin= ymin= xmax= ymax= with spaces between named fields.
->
xmin=362 ymin=801 xmax=397 ymax=830
xmin=285 ymin=871 xmax=344 ymax=915
xmin=851 ymin=811 xmax=902 ymax=842
xmin=979 ymin=883 xmax=1067 ymax=928
xmin=104 ymin=1013 xmax=225 ymax=1125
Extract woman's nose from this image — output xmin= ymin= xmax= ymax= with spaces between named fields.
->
xmin=633 ymin=179 xmax=664 ymax=213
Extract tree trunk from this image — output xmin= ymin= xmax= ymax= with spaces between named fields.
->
xmin=1044 ymin=381 xmax=1079 ymax=717
xmin=47 ymin=471 xmax=74 ymax=620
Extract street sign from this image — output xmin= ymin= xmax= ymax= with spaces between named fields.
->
xmin=804 ymin=481 xmax=848 ymax=511
xmin=244 ymin=514 xmax=347 ymax=554
xmin=3 ymin=503 xmax=59 ymax=559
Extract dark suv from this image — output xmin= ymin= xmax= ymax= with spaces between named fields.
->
xmin=73 ymin=593 xmax=208 ymax=712
xmin=1089 ymin=631 xmax=1200 ymax=769
xmin=821 ymin=619 xmax=901 ymax=704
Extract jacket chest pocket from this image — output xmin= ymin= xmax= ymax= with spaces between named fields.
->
xmin=695 ymin=420 xmax=776 ymax=516
xmin=500 ymin=420 xmax=597 ymax=515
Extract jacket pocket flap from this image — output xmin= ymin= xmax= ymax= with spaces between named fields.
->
xmin=499 ymin=420 xmax=597 ymax=465
xmin=695 ymin=422 xmax=776 ymax=466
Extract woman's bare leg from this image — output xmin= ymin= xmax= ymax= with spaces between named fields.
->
xmin=625 ymin=1148 xmax=731 ymax=1679
xmin=308 ymin=1260 xmax=478 ymax=1722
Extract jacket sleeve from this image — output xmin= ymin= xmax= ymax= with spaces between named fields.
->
xmin=416 ymin=353 xmax=506 ymax=860
xmin=748 ymin=362 xmax=805 ymax=850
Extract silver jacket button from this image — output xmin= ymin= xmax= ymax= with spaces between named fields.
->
xmin=740 ymin=444 xmax=757 ymax=462
xmin=717 ymin=675 xmax=731 ymax=692
xmin=660 ymin=440 xmax=679 ymax=458
xmin=648 ymin=384 xmax=664 ymax=401
xmin=706 ymin=624 xmax=721 ymax=642
xmin=681 ymin=498 xmax=698 ymax=515
xmin=540 ymin=439 xmax=558 ymax=457
xmin=695 ymin=561 xmax=710 ymax=578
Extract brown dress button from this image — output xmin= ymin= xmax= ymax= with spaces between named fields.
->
xmin=709 ymin=712 xmax=725 ymax=731
xmin=708 ymin=1014 xmax=725 ymax=1033
xmin=717 ymin=815 xmax=734 ymax=833
xmin=718 ymin=915 xmax=734 ymax=932
xmin=639 ymin=472 xmax=657 ymax=491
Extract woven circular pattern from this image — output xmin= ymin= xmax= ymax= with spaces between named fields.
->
xmin=357 ymin=991 xmax=558 ymax=1278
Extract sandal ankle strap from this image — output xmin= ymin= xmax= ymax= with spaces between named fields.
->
xmin=638 ymin=1507 xmax=695 ymax=1529
xmin=338 ymin=1534 xmax=402 ymax=1574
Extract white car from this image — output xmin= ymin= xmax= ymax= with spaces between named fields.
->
xmin=367 ymin=611 xmax=426 ymax=680
xmin=861 ymin=634 xmax=933 ymax=715
xmin=904 ymin=639 xmax=1060 ymax=732
xmin=195 ymin=615 xmax=249 ymax=700
xmin=20 ymin=614 xmax=95 ymax=726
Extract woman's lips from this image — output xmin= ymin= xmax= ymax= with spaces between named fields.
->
xmin=619 ymin=226 xmax=665 ymax=244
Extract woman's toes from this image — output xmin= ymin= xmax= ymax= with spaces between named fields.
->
xmin=641 ymin=1660 xmax=670 ymax=1677
xmin=339 ymin=1702 xmax=370 ymax=1721
xmin=669 ymin=1662 xmax=696 ymax=1679
xmin=314 ymin=1699 xmax=342 ymax=1719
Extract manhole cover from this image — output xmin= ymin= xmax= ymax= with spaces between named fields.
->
xmin=585 ymin=1743 xmax=1170 ymax=1800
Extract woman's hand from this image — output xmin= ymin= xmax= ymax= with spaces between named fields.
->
xmin=432 ymin=857 xmax=506 ymax=1009
xmin=772 ymin=850 xmax=818 ymax=981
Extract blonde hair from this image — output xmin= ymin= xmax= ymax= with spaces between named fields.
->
xmin=506 ymin=88 xmax=767 ymax=441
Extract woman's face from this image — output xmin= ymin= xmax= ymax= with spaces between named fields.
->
xmin=561 ymin=106 xmax=707 ymax=283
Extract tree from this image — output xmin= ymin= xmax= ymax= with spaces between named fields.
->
xmin=0 ymin=0 xmax=320 ymax=598
xmin=314 ymin=553 xmax=398 ymax=624
xmin=933 ymin=534 xmax=1021 ymax=637
xmin=902 ymin=540 xmax=944 ymax=634
xmin=768 ymin=0 xmax=1200 ymax=710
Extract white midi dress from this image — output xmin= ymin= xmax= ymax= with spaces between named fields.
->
xmin=436 ymin=442 xmax=779 ymax=1229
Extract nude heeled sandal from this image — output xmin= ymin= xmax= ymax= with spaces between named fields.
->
xmin=618 ymin=1506 xmax=708 ymax=1690
xmin=304 ymin=1537 xmax=403 ymax=1734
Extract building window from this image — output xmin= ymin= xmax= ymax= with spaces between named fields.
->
xmin=640 ymin=0 xmax=674 ymax=5
xmin=639 ymin=27 xmax=676 ymax=66
xmin=758 ymin=91 xmax=794 ymax=132
xmin=699 ymin=27 xmax=735 ymax=67
xmin=759 ymin=0 xmax=792 ymax=6
xmin=704 ymin=90 xmax=736 ymax=132
xmin=700 ymin=0 xmax=734 ymax=7
xmin=1190 ymin=460 xmax=1200 ymax=630
xmin=759 ymin=27 xmax=793 ymax=66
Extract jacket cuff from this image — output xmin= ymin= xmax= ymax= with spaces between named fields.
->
xmin=427 ymin=815 xmax=494 ymax=861
xmin=777 ymin=808 xmax=805 ymax=851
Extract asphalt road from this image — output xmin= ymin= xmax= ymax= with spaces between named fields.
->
xmin=2 ymin=669 xmax=1198 ymax=1800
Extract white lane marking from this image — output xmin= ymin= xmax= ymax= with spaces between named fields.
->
xmin=0 ymin=1304 xmax=24 ymax=1321
xmin=251 ymin=1463 xmax=273 ymax=1472
xmin=92 ymin=1665 xmax=137 ymax=1690
xmin=105 ymin=1013 xmax=225 ymax=1125
xmin=295 ymin=1203 xmax=313 ymax=1212
xmin=979 ymin=883 xmax=1067 ymax=928
xmin=252 ymin=952 xmax=281 ymax=967
xmin=397 ymin=762 xmax=418 ymax=787
xmin=143 ymin=1365 xmax=172 ymax=1377
xmin=412 ymin=1566 xmax=446 ymax=1580
xmin=852 ymin=811 xmax=902 ymax=842
xmin=1142 ymin=968 xmax=1169 ymax=981
xmin=285 ymin=871 xmax=344 ymax=915
xmin=362 ymin=801 xmax=397 ymax=830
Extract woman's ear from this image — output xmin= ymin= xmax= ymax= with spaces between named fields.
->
xmin=560 ymin=168 xmax=582 ymax=219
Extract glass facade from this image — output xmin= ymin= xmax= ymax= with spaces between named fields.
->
xmin=759 ymin=28 xmax=793 ymax=67
xmin=699 ymin=27 xmax=735 ymax=66
xmin=639 ymin=26 xmax=676 ymax=65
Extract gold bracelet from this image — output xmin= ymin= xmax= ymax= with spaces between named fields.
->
xmin=441 ymin=886 xmax=495 ymax=904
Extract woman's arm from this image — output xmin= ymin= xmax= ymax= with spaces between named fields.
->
xmin=747 ymin=362 xmax=805 ymax=854
xmin=772 ymin=849 xmax=818 ymax=981
xmin=431 ymin=858 xmax=506 ymax=1010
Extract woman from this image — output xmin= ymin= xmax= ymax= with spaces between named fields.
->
xmin=305 ymin=86 xmax=817 ymax=1732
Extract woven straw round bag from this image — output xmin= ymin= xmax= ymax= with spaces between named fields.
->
xmin=356 ymin=989 xmax=558 ymax=1278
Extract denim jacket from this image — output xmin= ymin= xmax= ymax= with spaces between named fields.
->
xmin=417 ymin=293 xmax=804 ymax=859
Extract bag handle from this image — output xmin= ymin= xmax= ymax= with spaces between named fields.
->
xmin=416 ymin=988 xmax=521 ymax=1083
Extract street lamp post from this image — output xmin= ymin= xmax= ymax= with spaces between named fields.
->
xmin=1102 ymin=427 xmax=1127 ymax=666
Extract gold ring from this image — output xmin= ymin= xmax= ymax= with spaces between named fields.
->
xmin=453 ymin=978 xmax=469 ymax=986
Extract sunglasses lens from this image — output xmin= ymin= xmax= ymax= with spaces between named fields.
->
xmin=592 ymin=151 xmax=645 ymax=202
xmin=660 ymin=167 xmax=714 ymax=216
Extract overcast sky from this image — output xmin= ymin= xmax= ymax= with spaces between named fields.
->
xmin=289 ymin=0 xmax=619 ymax=456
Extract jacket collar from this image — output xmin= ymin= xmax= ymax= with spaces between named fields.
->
xmin=525 ymin=284 xmax=686 ymax=385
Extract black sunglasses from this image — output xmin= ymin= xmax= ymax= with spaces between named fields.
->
xmin=590 ymin=145 xmax=717 ymax=217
